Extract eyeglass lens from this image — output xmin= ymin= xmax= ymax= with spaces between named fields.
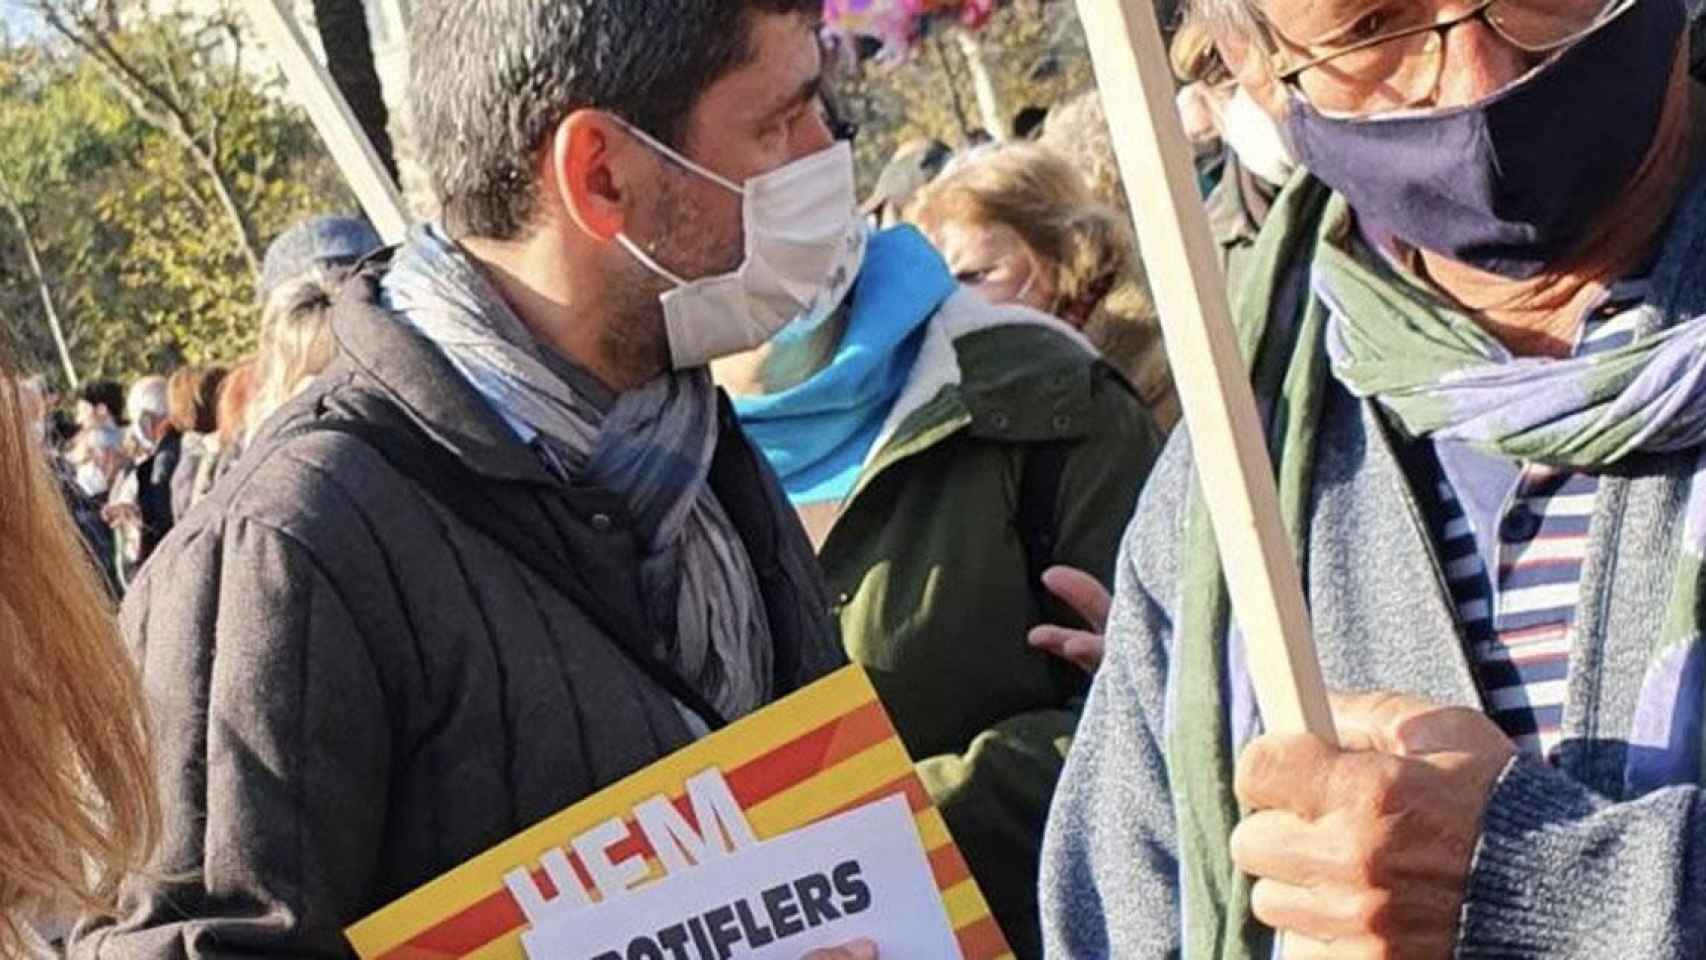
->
xmin=1284 ymin=0 xmax=1628 ymax=113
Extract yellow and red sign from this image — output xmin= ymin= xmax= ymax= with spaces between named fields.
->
xmin=346 ymin=666 xmax=1014 ymax=960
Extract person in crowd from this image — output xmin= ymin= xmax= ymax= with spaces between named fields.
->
xmin=859 ymin=137 xmax=954 ymax=229
xmin=196 ymin=357 xmax=257 ymax=494
xmin=18 ymin=376 xmax=117 ymax=592
xmin=103 ymin=377 xmax=182 ymax=585
xmin=1170 ymin=16 xmax=1231 ymax=192
xmin=0 ymin=355 xmax=158 ymax=957
xmin=245 ymin=269 xmax=340 ymax=442
xmin=257 ymin=214 xmax=383 ymax=306
xmin=1039 ymin=92 xmax=1180 ymax=430
xmin=65 ymin=379 xmax=127 ymax=501
xmin=907 ymin=141 xmax=1136 ymax=334
xmin=72 ymin=2 xmax=867 ymax=955
xmin=164 ymin=364 xmax=227 ymax=521
xmin=721 ymin=139 xmax=1162 ymax=955
xmin=27 ymin=375 xmax=79 ymax=451
xmin=1044 ymin=1 xmax=1706 ymax=958
xmin=1173 ymin=15 xmax=1299 ymax=288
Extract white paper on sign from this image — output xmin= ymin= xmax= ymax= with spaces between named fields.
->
xmin=520 ymin=794 xmax=959 ymax=960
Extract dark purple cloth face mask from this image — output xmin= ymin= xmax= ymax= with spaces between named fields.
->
xmin=1283 ymin=0 xmax=1684 ymax=279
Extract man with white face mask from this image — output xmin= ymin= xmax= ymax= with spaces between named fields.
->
xmin=78 ymin=4 xmax=859 ymax=957
xmin=1044 ymin=0 xmax=1706 ymax=958
xmin=1173 ymin=17 xmax=1302 ymax=289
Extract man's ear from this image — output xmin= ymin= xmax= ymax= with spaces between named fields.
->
xmin=549 ymin=110 xmax=632 ymax=242
xmin=1215 ymin=31 xmax=1289 ymax=118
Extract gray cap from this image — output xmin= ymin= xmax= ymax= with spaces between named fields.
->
xmin=259 ymin=215 xmax=384 ymax=300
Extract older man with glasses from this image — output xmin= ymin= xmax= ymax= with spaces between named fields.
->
xmin=1042 ymin=0 xmax=1706 ymax=957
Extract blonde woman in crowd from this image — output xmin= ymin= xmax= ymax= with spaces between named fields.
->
xmin=1038 ymin=94 xmax=1179 ymax=432
xmin=909 ymin=139 xmax=1180 ymax=431
xmin=246 ymin=268 xmax=341 ymax=443
xmin=0 ymin=349 xmax=158 ymax=955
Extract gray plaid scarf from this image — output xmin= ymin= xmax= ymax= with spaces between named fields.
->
xmin=385 ymin=225 xmax=773 ymax=724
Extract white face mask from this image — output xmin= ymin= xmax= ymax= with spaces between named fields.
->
xmin=1215 ymin=87 xmax=1298 ymax=189
xmin=75 ymin=461 xmax=109 ymax=498
xmin=129 ymin=417 xmax=159 ymax=456
xmin=614 ymin=123 xmax=868 ymax=370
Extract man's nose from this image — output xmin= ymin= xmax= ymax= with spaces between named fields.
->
xmin=1434 ymin=16 xmax=1539 ymax=108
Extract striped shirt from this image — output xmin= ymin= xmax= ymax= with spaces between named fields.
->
xmin=1412 ymin=303 xmax=1641 ymax=761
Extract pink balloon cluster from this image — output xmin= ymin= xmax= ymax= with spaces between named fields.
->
xmin=822 ymin=0 xmax=998 ymax=60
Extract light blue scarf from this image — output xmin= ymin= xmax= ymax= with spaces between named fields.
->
xmin=734 ymin=226 xmax=958 ymax=506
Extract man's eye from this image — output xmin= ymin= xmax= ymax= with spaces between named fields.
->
xmin=1344 ymin=10 xmax=1389 ymax=42
xmin=955 ymin=268 xmax=993 ymax=285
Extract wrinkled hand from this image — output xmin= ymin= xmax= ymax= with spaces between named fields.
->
xmin=1027 ymin=566 xmax=1111 ymax=672
xmin=801 ymin=940 xmax=877 ymax=960
xmin=1230 ymin=692 xmax=1518 ymax=960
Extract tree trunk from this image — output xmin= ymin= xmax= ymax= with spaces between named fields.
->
xmin=953 ymin=28 xmax=1006 ymax=140
xmin=930 ymin=36 xmax=973 ymax=138
xmin=310 ymin=0 xmax=399 ymax=184
xmin=187 ymin=132 xmax=264 ymax=278
xmin=1 ymin=196 xmax=79 ymax=388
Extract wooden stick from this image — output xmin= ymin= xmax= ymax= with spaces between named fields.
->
xmin=1076 ymin=0 xmax=1337 ymax=743
xmin=373 ymin=0 xmax=410 ymax=39
xmin=246 ymin=0 xmax=411 ymax=245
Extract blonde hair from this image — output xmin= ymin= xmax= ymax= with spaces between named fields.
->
xmin=1169 ymin=16 xmax=1232 ymax=86
xmin=249 ymin=269 xmax=340 ymax=441
xmin=0 ymin=353 xmax=158 ymax=952
xmin=907 ymin=142 xmax=1136 ymax=321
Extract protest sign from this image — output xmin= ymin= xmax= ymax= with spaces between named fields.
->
xmin=524 ymin=796 xmax=958 ymax=960
xmin=346 ymin=666 xmax=1012 ymax=960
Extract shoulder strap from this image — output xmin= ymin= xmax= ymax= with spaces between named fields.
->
xmin=1018 ymin=439 xmax=1073 ymax=595
xmin=279 ymin=416 xmax=729 ymax=731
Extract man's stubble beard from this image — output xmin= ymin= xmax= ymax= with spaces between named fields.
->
xmin=604 ymin=166 xmax=745 ymax=385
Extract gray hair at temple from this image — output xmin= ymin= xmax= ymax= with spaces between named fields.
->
xmin=1184 ymin=0 xmax=1265 ymax=43
xmin=407 ymin=0 xmax=818 ymax=242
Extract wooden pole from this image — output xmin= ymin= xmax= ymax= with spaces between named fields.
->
xmin=247 ymin=0 xmax=411 ymax=245
xmin=372 ymin=0 xmax=410 ymax=39
xmin=1076 ymin=0 xmax=1336 ymax=743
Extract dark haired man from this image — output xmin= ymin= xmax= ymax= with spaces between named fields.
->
xmin=73 ymin=2 xmax=863 ymax=955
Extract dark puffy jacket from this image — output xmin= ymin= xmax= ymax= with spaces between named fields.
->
xmin=70 ymin=272 xmax=844 ymax=958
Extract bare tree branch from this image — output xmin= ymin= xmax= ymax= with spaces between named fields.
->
xmin=28 ymin=0 xmax=264 ymax=275
xmin=0 ymin=167 xmax=80 ymax=387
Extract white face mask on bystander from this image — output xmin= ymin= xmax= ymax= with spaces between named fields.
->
xmin=614 ymin=121 xmax=868 ymax=370
xmin=1215 ymin=87 xmax=1298 ymax=188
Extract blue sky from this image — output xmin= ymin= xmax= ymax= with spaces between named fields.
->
xmin=3 ymin=4 xmax=45 ymax=39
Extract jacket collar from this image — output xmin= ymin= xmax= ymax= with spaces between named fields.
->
xmin=329 ymin=265 xmax=559 ymax=486
xmin=862 ymin=290 xmax=1099 ymax=464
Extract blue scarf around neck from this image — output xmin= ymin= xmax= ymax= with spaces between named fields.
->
xmin=734 ymin=226 xmax=958 ymax=506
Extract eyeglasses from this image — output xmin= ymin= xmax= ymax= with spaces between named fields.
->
xmin=1259 ymin=0 xmax=1633 ymax=115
